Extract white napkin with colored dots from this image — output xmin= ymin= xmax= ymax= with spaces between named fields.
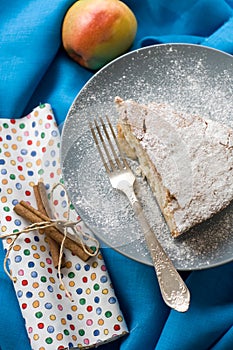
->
xmin=0 ymin=103 xmax=128 ymax=349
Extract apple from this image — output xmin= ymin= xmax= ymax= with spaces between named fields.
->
xmin=62 ymin=0 xmax=137 ymax=70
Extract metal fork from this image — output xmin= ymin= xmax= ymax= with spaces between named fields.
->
xmin=90 ymin=116 xmax=190 ymax=312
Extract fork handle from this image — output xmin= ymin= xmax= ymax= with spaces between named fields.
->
xmin=132 ymin=200 xmax=190 ymax=312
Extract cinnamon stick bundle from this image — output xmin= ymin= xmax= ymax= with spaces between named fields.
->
xmin=14 ymin=200 xmax=91 ymax=262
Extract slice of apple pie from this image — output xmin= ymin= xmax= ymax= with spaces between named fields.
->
xmin=115 ymin=97 xmax=233 ymax=237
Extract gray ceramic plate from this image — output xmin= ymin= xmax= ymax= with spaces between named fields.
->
xmin=61 ymin=43 xmax=233 ymax=271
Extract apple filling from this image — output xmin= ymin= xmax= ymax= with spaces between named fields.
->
xmin=117 ymin=118 xmax=180 ymax=237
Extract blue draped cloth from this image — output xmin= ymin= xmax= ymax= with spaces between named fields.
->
xmin=1 ymin=1 xmax=233 ymax=349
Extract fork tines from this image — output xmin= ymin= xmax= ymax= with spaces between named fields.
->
xmin=89 ymin=116 xmax=129 ymax=173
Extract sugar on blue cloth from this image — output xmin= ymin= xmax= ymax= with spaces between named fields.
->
xmin=1 ymin=1 xmax=233 ymax=349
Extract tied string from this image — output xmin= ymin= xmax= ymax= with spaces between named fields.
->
xmin=50 ymin=183 xmax=99 ymax=301
xmin=0 ymin=182 xmax=99 ymax=302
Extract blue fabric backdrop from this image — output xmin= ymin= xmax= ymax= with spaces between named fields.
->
xmin=1 ymin=1 xmax=233 ymax=349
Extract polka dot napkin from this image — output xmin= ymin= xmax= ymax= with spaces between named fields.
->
xmin=0 ymin=104 xmax=128 ymax=350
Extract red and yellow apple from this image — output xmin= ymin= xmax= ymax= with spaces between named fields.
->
xmin=62 ymin=0 xmax=137 ymax=70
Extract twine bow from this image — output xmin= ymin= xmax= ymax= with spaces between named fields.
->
xmin=0 ymin=182 xmax=99 ymax=301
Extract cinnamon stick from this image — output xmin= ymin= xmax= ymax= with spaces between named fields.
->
xmin=14 ymin=201 xmax=91 ymax=261
xmin=33 ymin=184 xmax=62 ymax=268
xmin=33 ymin=184 xmax=46 ymax=214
